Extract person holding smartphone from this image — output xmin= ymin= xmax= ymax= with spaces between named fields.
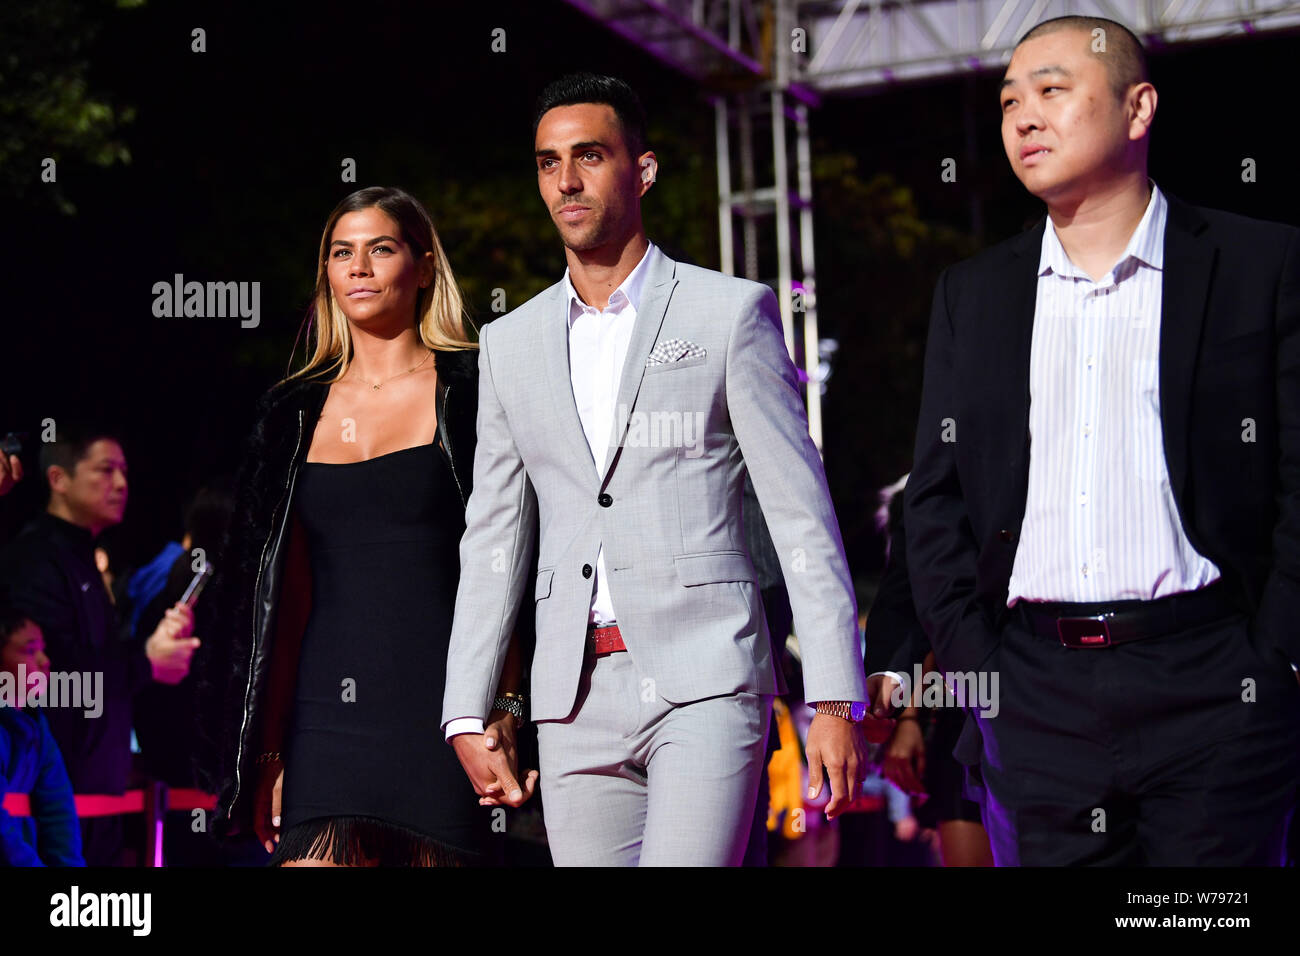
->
xmin=0 ymin=425 xmax=198 ymax=865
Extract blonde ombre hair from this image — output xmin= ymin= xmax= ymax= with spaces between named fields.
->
xmin=281 ymin=186 xmax=477 ymax=386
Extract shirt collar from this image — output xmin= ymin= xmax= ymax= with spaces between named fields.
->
xmin=1038 ymin=180 xmax=1166 ymax=280
xmin=563 ymin=241 xmax=657 ymax=327
xmin=37 ymin=511 xmax=97 ymax=554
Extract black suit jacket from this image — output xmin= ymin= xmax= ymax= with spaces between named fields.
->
xmin=905 ymin=192 xmax=1300 ymax=678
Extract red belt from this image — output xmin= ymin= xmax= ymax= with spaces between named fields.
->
xmin=588 ymin=623 xmax=626 ymax=654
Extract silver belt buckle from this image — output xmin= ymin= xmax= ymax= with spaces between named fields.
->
xmin=1056 ymin=614 xmax=1113 ymax=647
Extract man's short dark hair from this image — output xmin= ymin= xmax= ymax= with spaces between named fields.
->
xmin=533 ymin=73 xmax=648 ymax=158
xmin=0 ymin=602 xmax=32 ymax=645
xmin=1018 ymin=15 xmax=1149 ymax=101
xmin=38 ymin=422 xmax=122 ymax=489
xmin=184 ymin=478 xmax=236 ymax=556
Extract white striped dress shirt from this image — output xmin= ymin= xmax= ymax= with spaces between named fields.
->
xmin=1006 ymin=183 xmax=1222 ymax=605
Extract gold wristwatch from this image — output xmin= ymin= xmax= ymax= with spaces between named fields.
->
xmin=812 ymin=700 xmax=868 ymax=723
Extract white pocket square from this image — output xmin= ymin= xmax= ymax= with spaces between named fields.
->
xmin=646 ymin=337 xmax=706 ymax=366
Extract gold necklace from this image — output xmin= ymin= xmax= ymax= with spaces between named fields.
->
xmin=347 ymin=347 xmax=434 ymax=391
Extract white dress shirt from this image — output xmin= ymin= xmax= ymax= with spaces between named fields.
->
xmin=1007 ymin=183 xmax=1221 ymax=604
xmin=565 ymin=242 xmax=658 ymax=626
xmin=446 ymin=242 xmax=657 ymax=740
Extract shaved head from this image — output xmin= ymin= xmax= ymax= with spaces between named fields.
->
xmin=1018 ymin=16 xmax=1149 ymax=101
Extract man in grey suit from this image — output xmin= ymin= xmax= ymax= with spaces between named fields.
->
xmin=442 ymin=73 xmax=870 ymax=865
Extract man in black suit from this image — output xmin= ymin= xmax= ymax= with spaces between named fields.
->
xmin=897 ymin=15 xmax=1300 ymax=864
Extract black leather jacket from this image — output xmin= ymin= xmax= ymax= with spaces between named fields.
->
xmin=199 ymin=347 xmax=478 ymax=837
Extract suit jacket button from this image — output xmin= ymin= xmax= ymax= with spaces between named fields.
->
xmin=582 ymin=564 xmax=593 ymax=578
xmin=999 ymin=529 xmax=1013 ymax=542
xmin=598 ymin=493 xmax=613 ymax=507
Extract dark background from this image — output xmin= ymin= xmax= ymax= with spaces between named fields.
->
xmin=4 ymin=0 xmax=1297 ymax=600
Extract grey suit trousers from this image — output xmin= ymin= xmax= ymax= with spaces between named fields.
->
xmin=537 ymin=644 xmax=773 ymax=866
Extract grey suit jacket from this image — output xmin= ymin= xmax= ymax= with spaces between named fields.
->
xmin=442 ymin=248 xmax=869 ymax=725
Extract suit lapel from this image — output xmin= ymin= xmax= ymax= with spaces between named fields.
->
xmin=599 ymin=252 xmax=678 ymax=483
xmin=540 ymin=282 xmax=599 ymax=489
xmin=1004 ymin=220 xmax=1044 ymax=532
xmin=1160 ymin=195 xmax=1214 ymax=507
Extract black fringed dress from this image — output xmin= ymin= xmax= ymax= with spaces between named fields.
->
xmin=267 ymin=439 xmax=500 ymax=866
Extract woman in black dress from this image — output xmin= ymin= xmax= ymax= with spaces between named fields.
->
xmin=213 ymin=187 xmax=530 ymax=866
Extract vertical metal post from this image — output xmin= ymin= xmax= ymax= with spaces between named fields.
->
xmin=715 ymin=98 xmax=735 ymax=277
xmin=795 ymin=103 xmax=824 ymax=453
xmin=144 ymin=779 xmax=167 ymax=868
xmin=738 ymin=95 xmax=759 ymax=281
xmin=771 ymin=87 xmax=795 ymax=360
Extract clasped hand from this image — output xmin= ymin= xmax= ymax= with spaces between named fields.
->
xmin=450 ymin=712 xmax=538 ymax=808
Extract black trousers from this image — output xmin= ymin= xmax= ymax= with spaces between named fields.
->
xmin=962 ymin=610 xmax=1300 ymax=865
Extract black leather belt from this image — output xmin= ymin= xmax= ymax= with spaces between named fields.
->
xmin=1017 ymin=580 xmax=1240 ymax=648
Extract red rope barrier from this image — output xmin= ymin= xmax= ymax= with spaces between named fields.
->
xmin=3 ymin=787 xmax=216 ymax=817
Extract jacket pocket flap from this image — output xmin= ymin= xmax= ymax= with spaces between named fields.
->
xmin=674 ymin=550 xmax=753 ymax=586
xmin=535 ymin=567 xmax=554 ymax=600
